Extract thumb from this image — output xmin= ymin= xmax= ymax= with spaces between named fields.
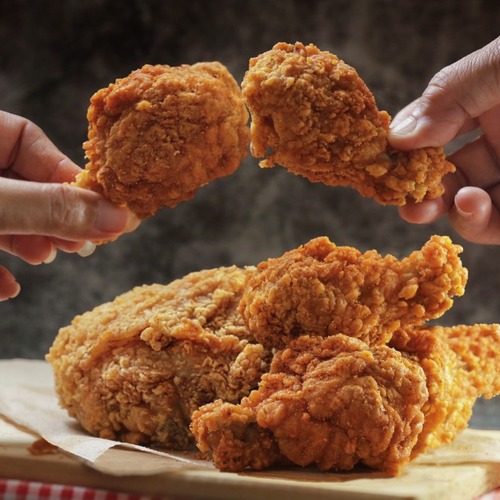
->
xmin=449 ymin=187 xmax=500 ymax=245
xmin=389 ymin=36 xmax=500 ymax=150
xmin=0 ymin=177 xmax=138 ymax=241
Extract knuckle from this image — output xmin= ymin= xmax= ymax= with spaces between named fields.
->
xmin=421 ymin=67 xmax=454 ymax=108
xmin=47 ymin=184 xmax=96 ymax=237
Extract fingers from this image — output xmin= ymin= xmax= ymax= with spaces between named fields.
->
xmin=399 ymin=187 xmax=500 ymax=244
xmin=0 ymin=265 xmax=20 ymax=301
xmin=0 ymin=111 xmax=82 ymax=182
xmin=47 ymin=238 xmax=90 ymax=253
xmin=476 ymin=102 xmax=500 ymax=162
xmin=390 ymin=36 xmax=500 ymax=245
xmin=447 ymin=134 xmax=500 ymax=188
xmin=0 ymin=235 xmax=57 ymax=265
xmin=0 ymin=110 xmax=139 ymax=301
xmin=398 ymin=197 xmax=448 ymax=224
xmin=0 ymin=177 xmax=140 ymax=241
xmin=398 ymin=169 xmax=462 ymax=223
xmin=389 ymin=36 xmax=500 ymax=150
xmin=449 ymin=187 xmax=500 ymax=244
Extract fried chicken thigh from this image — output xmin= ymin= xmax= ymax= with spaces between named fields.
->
xmin=47 ymin=266 xmax=270 ymax=450
xmin=76 ymin=63 xmax=250 ymax=218
xmin=191 ymin=334 xmax=429 ymax=475
xmin=242 ymin=42 xmax=455 ymax=205
xmin=239 ymin=235 xmax=467 ymax=349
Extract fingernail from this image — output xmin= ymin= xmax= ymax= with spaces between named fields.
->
xmin=43 ymin=246 xmax=57 ymax=264
xmin=11 ymin=282 xmax=21 ymax=298
xmin=455 ymin=205 xmax=474 ymax=220
xmin=95 ymin=201 xmax=129 ymax=233
xmin=124 ymin=213 xmax=141 ymax=233
xmin=1 ymin=282 xmax=21 ymax=301
xmin=77 ymin=241 xmax=96 ymax=257
xmin=390 ymin=114 xmax=419 ymax=135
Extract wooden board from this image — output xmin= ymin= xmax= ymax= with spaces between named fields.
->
xmin=0 ymin=417 xmax=499 ymax=500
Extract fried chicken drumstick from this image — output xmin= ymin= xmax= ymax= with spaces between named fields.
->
xmin=239 ymin=235 xmax=467 ymax=349
xmin=47 ymin=266 xmax=270 ymax=450
xmin=242 ymin=42 xmax=455 ymax=205
xmin=191 ymin=324 xmax=500 ymax=475
xmin=75 ymin=62 xmax=250 ymax=218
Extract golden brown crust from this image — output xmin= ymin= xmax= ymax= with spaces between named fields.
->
xmin=47 ymin=235 xmax=498 ymax=475
xmin=192 ymin=322 xmax=500 ymax=474
xmin=76 ymin=63 xmax=250 ymax=218
xmin=191 ymin=335 xmax=429 ymax=474
xmin=191 ymin=400 xmax=284 ymax=471
xmin=46 ymin=266 xmax=271 ymax=449
xmin=390 ymin=323 xmax=500 ymax=456
xmin=239 ymin=235 xmax=467 ymax=349
xmin=242 ymin=42 xmax=455 ymax=205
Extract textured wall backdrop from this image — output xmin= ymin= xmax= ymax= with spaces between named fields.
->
xmin=0 ymin=0 xmax=499 ymax=367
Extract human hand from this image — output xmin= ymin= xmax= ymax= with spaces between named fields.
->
xmin=388 ymin=36 xmax=500 ymax=244
xmin=0 ymin=111 xmax=139 ymax=300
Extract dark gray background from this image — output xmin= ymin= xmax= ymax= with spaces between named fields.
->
xmin=0 ymin=1 xmax=498 ymax=427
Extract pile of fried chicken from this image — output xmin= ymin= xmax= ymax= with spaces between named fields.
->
xmin=191 ymin=237 xmax=499 ymax=475
xmin=47 ymin=235 xmax=500 ymax=475
xmin=47 ymin=42 xmax=500 ymax=476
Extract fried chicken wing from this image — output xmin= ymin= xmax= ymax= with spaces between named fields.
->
xmin=191 ymin=334 xmax=429 ymax=475
xmin=390 ymin=323 xmax=500 ymax=456
xmin=242 ymin=42 xmax=455 ymax=205
xmin=46 ymin=266 xmax=270 ymax=450
xmin=75 ymin=63 xmax=250 ymax=218
xmin=239 ymin=235 xmax=467 ymax=349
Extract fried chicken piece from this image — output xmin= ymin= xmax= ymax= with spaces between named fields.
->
xmin=390 ymin=323 xmax=500 ymax=456
xmin=192 ymin=324 xmax=500 ymax=474
xmin=191 ymin=334 xmax=429 ymax=475
xmin=239 ymin=235 xmax=467 ymax=349
xmin=75 ymin=63 xmax=250 ymax=218
xmin=46 ymin=266 xmax=271 ymax=450
xmin=242 ymin=42 xmax=455 ymax=205
xmin=191 ymin=400 xmax=286 ymax=471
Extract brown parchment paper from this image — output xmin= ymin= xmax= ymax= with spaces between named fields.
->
xmin=1 ymin=359 xmax=500 ymax=477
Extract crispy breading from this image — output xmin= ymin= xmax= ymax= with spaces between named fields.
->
xmin=46 ymin=266 xmax=270 ymax=450
xmin=192 ymin=324 xmax=500 ymax=474
xmin=239 ymin=235 xmax=467 ymax=349
xmin=242 ymin=42 xmax=455 ymax=205
xmin=390 ymin=323 xmax=500 ymax=456
xmin=75 ymin=63 xmax=250 ymax=218
xmin=47 ymin=235 xmax=498 ymax=476
xmin=191 ymin=400 xmax=285 ymax=471
xmin=191 ymin=334 xmax=429 ymax=474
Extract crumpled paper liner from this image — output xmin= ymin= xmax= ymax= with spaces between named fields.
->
xmin=0 ymin=359 xmax=212 ymax=475
xmin=1 ymin=359 xmax=500 ymax=476
xmin=414 ymin=430 xmax=500 ymax=465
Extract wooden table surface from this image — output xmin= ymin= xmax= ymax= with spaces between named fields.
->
xmin=1 ymin=417 xmax=499 ymax=500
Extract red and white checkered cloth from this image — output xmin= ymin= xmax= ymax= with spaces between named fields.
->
xmin=1 ymin=478 xmax=499 ymax=500
xmin=0 ymin=479 xmax=167 ymax=500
